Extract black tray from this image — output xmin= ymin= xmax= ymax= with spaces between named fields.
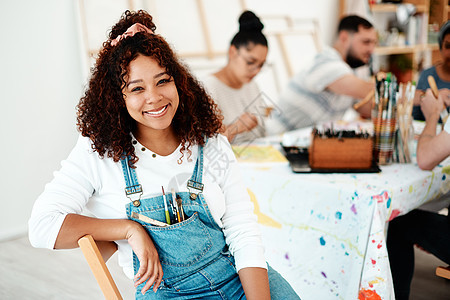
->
xmin=281 ymin=145 xmax=381 ymax=173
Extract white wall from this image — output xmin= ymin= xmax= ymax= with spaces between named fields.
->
xmin=0 ymin=0 xmax=339 ymax=241
xmin=0 ymin=0 xmax=83 ymax=240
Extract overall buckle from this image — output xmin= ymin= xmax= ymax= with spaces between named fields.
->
xmin=187 ymin=180 xmax=204 ymax=200
xmin=125 ymin=184 xmax=143 ymax=207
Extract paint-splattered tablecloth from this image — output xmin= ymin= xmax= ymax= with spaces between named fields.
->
xmin=238 ymin=150 xmax=450 ymax=299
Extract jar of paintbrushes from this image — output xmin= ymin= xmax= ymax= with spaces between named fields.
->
xmin=393 ymin=81 xmax=415 ymax=163
xmin=372 ymin=74 xmax=415 ymax=165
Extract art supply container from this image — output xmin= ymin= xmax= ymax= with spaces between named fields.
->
xmin=373 ymin=115 xmax=397 ymax=165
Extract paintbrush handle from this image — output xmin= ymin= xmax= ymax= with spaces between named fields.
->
xmin=353 ymin=89 xmax=375 ymax=110
xmin=427 ymin=75 xmax=439 ymax=99
xmin=427 ymin=75 xmax=449 ymax=123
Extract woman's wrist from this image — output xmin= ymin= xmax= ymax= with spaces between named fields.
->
xmin=424 ymin=112 xmax=441 ymax=124
xmin=229 ymin=120 xmax=243 ymax=135
xmin=125 ymin=219 xmax=143 ymax=240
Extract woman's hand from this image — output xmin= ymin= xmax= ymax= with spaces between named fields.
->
xmin=420 ymin=89 xmax=444 ymax=122
xmin=237 ymin=112 xmax=258 ymax=132
xmin=52 ymin=215 xmax=162 ymax=294
xmin=438 ymin=88 xmax=450 ymax=107
xmin=222 ymin=112 xmax=259 ymax=142
xmin=126 ymin=223 xmax=163 ymax=295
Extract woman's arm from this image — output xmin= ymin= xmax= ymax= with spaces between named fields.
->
xmin=54 ymin=214 xmax=137 ymax=249
xmin=209 ymin=136 xmax=269 ymax=296
xmin=96 ymin=240 xmax=118 ymax=262
xmin=56 ymin=214 xmax=163 ymax=294
xmin=238 ymin=267 xmax=270 ymax=300
xmin=221 ymin=112 xmax=258 ymax=142
xmin=417 ymin=90 xmax=450 ymax=170
xmin=29 ymin=136 xmax=162 ymax=295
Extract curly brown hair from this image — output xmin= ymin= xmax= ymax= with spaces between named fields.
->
xmin=77 ymin=10 xmax=222 ymax=164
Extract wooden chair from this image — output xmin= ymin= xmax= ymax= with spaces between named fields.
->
xmin=78 ymin=234 xmax=123 ymax=300
xmin=436 ymin=266 xmax=450 ymax=280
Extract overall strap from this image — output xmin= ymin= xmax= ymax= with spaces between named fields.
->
xmin=191 ymin=145 xmax=204 ymax=183
xmin=187 ymin=144 xmax=205 ymax=198
xmin=120 ymin=156 xmax=143 ymax=206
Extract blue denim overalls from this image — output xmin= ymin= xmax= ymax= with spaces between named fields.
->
xmin=121 ymin=145 xmax=300 ymax=299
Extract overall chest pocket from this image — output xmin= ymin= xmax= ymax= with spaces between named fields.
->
xmin=134 ymin=209 xmax=214 ymax=267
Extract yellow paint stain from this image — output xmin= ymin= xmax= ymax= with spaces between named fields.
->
xmin=368 ymin=279 xmax=379 ymax=286
xmin=442 ymin=165 xmax=450 ymax=175
xmin=409 ymin=185 xmax=413 ymax=193
xmin=254 ymin=184 xmax=364 ymax=257
xmin=424 ymin=172 xmax=435 ymax=200
xmin=368 ymin=276 xmax=385 ymax=286
xmin=247 ymin=188 xmax=282 ymax=228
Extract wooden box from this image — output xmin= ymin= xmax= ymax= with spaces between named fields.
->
xmin=309 ymin=136 xmax=373 ymax=169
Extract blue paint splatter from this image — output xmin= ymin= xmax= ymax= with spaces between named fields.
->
xmin=335 ymin=211 xmax=342 ymax=219
xmin=319 ymin=236 xmax=326 ymax=246
xmin=317 ymin=213 xmax=325 ymax=220
xmin=386 ymin=197 xmax=391 ymax=209
xmin=321 ymin=271 xmax=327 ymax=278
xmin=345 ymin=252 xmax=349 ymax=256
xmin=443 ymin=174 xmax=446 ymax=180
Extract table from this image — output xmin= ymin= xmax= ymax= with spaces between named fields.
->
xmin=235 ymin=137 xmax=450 ymax=299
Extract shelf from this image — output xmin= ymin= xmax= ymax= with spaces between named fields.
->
xmin=374 ymin=43 xmax=438 ymax=55
xmin=369 ymin=3 xmax=428 ymax=13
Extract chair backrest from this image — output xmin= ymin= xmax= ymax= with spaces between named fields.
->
xmin=78 ymin=234 xmax=123 ymax=300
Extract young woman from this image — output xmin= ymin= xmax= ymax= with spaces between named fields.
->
xmin=388 ymin=89 xmax=450 ymax=300
xmin=412 ymin=21 xmax=450 ymax=121
xmin=203 ymin=11 xmax=269 ymax=144
xmin=28 ymin=10 xmax=299 ymax=299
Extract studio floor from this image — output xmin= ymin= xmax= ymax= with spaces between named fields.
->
xmin=0 ymin=235 xmax=448 ymax=299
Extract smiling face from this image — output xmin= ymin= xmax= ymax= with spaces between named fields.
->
xmin=122 ymin=54 xmax=179 ymax=137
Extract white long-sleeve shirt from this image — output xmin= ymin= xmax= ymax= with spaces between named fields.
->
xmin=29 ymin=134 xmax=266 ymax=279
xmin=202 ymin=75 xmax=266 ymax=144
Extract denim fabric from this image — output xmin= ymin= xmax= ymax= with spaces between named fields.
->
xmin=135 ymin=252 xmax=244 ymax=299
xmin=122 ymin=145 xmax=300 ymax=299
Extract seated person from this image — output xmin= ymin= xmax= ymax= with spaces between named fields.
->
xmin=273 ymin=15 xmax=377 ymax=131
xmin=387 ymin=89 xmax=450 ymax=300
xmin=412 ymin=21 xmax=450 ymax=121
xmin=28 ymin=10 xmax=300 ymax=299
xmin=202 ymin=11 xmax=268 ymax=144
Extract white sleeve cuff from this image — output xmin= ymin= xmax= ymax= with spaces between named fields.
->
xmin=233 ymin=244 xmax=267 ymax=272
xmin=28 ymin=212 xmax=68 ymax=250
